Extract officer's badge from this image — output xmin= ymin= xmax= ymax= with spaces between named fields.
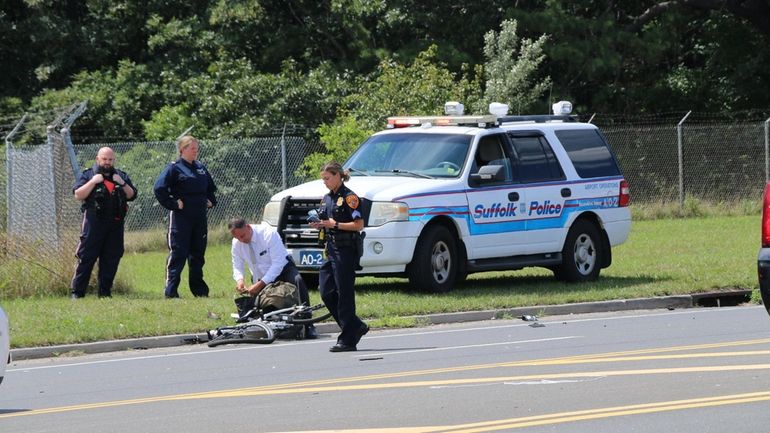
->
xmin=345 ymin=194 xmax=360 ymax=209
xmin=336 ymin=197 xmax=344 ymax=206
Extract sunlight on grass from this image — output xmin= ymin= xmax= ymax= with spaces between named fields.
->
xmin=2 ymin=214 xmax=760 ymax=348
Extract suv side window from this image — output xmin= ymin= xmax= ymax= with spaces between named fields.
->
xmin=508 ymin=132 xmax=565 ymax=183
xmin=471 ymin=134 xmax=513 ymax=184
xmin=555 ymin=129 xmax=621 ymax=178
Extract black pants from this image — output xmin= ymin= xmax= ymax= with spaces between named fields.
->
xmin=319 ymin=244 xmax=364 ymax=345
xmin=164 ymin=209 xmax=209 ymax=297
xmin=71 ymin=213 xmax=124 ymax=297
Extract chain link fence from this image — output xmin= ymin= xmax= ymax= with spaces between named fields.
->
xmin=2 ymin=112 xmax=85 ymax=296
xmin=68 ymin=134 xmax=321 ymax=233
xmin=2 ymin=110 xmax=321 ymax=294
xmin=594 ymin=112 xmax=769 ymax=205
xmin=2 ymin=110 xmax=769 ymax=288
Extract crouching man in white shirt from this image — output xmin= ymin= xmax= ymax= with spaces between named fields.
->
xmin=229 ymin=217 xmax=317 ymax=339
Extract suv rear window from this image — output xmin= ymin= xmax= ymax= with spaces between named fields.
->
xmin=555 ymin=129 xmax=621 ymax=178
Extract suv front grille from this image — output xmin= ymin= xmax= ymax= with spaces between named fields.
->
xmin=280 ymin=198 xmax=324 ymax=249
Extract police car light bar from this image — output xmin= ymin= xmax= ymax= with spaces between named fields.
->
xmin=387 ymin=114 xmax=498 ymax=129
xmin=488 ymin=102 xmax=509 ymax=117
xmin=444 ymin=101 xmax=464 ymax=115
xmin=552 ymin=100 xmax=572 ymax=115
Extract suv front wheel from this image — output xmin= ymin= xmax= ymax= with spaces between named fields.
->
xmin=554 ymin=220 xmax=602 ymax=282
xmin=408 ymin=225 xmax=457 ymax=293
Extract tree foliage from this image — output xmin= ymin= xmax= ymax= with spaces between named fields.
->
xmin=479 ymin=19 xmax=551 ymax=115
xmin=507 ymin=0 xmax=770 ymax=113
xmin=303 ymin=45 xmax=482 ymax=176
xmin=2 ymin=0 xmax=769 ymax=141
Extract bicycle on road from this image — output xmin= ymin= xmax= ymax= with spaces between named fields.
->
xmin=206 ymin=303 xmax=331 ymax=347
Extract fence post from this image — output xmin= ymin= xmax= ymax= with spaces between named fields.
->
xmin=61 ymin=101 xmax=87 ymax=177
xmin=45 ymin=125 xmax=60 ymax=248
xmin=765 ymin=117 xmax=770 ymax=183
xmin=4 ymin=114 xmax=27 ymax=235
xmin=281 ymin=124 xmax=287 ymax=190
xmin=677 ymin=111 xmax=691 ymax=209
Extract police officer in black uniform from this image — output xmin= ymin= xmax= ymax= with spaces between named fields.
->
xmin=71 ymin=147 xmax=137 ymax=298
xmin=309 ymin=162 xmax=368 ymax=352
xmin=153 ymin=135 xmax=217 ymax=298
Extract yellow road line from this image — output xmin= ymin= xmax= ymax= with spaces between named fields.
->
xmin=268 ymin=391 xmax=770 ymax=433
xmin=4 ymin=338 xmax=770 ymax=419
xmin=205 ymin=363 xmax=770 ymax=398
xmin=3 ymin=363 xmax=770 ymax=419
xmin=432 ymin=390 xmax=770 ymax=432
xmin=202 ymin=338 xmax=770 ymax=395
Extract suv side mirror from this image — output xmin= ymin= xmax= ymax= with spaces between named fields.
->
xmin=469 ymin=164 xmax=505 ymax=184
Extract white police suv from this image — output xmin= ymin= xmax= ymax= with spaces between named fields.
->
xmin=262 ymin=101 xmax=631 ymax=292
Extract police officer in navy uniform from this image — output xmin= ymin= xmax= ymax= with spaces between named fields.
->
xmin=153 ymin=135 xmax=217 ymax=298
xmin=309 ymin=162 xmax=368 ymax=352
xmin=71 ymin=147 xmax=137 ymax=298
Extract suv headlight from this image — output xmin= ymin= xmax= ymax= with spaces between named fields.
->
xmin=368 ymin=202 xmax=409 ymax=226
xmin=262 ymin=201 xmax=280 ymax=226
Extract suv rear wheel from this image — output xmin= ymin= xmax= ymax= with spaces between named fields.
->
xmin=554 ymin=219 xmax=602 ymax=282
xmin=408 ymin=225 xmax=457 ymax=293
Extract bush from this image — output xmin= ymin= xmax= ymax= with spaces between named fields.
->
xmin=1 ymin=232 xmax=80 ymax=298
xmin=630 ymin=198 xmax=760 ymax=220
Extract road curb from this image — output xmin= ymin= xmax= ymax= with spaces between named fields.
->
xmin=410 ymin=295 xmax=695 ymax=325
xmin=10 ymin=291 xmax=753 ymax=361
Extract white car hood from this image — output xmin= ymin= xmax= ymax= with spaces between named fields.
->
xmin=270 ymin=176 xmax=461 ymax=202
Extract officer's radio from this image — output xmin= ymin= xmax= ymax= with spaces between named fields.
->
xmin=307 ymin=208 xmax=328 ymax=223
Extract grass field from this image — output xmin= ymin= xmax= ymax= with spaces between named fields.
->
xmin=2 ymin=215 xmax=759 ymax=348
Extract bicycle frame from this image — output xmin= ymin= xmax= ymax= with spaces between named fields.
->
xmin=207 ymin=304 xmax=331 ymax=347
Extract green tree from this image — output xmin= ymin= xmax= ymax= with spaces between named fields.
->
xmin=303 ymin=45 xmax=482 ymax=176
xmin=303 ymin=115 xmax=372 ymax=175
xmin=171 ymin=58 xmax=351 ymax=138
xmin=478 ymin=19 xmax=551 ymax=115
xmin=507 ymin=1 xmax=770 ymax=113
xmin=7 ymin=0 xmax=770 ymax=136
xmin=142 ymin=105 xmax=194 ymax=141
xmin=205 ymin=0 xmax=387 ymax=73
xmin=30 ymin=60 xmax=162 ymax=139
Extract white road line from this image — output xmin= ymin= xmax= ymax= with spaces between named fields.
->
xmin=355 ymin=336 xmax=581 ymax=358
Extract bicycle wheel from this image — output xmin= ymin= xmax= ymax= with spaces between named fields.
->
xmin=207 ymin=322 xmax=276 ymax=347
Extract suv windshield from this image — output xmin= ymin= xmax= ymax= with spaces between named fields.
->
xmin=346 ymin=133 xmax=471 ymax=178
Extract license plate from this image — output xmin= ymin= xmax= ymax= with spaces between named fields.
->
xmin=299 ymin=250 xmax=324 ymax=268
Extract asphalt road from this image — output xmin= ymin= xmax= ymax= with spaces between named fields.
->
xmin=2 ymin=305 xmax=770 ymax=433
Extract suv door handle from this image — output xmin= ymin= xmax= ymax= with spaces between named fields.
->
xmin=508 ymin=192 xmax=519 ymax=201
xmin=561 ymin=188 xmax=571 ymax=198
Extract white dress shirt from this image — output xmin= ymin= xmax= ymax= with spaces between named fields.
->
xmin=231 ymin=223 xmax=289 ymax=284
